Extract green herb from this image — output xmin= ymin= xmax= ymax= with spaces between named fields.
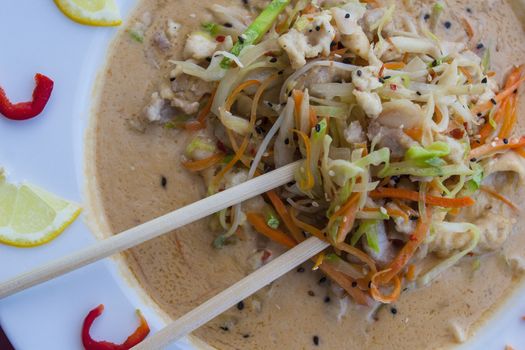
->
xmin=202 ymin=22 xmax=220 ymax=36
xmin=405 ymin=142 xmax=450 ymax=161
xmin=264 ymin=206 xmax=280 ymax=229
xmin=128 ymin=30 xmax=144 ymax=43
xmin=481 ymin=47 xmax=491 ymax=73
xmin=221 ymin=0 xmax=291 ymax=69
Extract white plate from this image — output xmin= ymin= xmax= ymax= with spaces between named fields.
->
xmin=0 ymin=1 xmax=524 ymax=349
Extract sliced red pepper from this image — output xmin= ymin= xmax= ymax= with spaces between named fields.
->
xmin=0 ymin=73 xmax=54 ymax=120
xmin=81 ymin=304 xmax=150 ymax=350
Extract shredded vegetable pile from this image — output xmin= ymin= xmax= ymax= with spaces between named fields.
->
xmin=146 ymin=0 xmax=525 ymax=306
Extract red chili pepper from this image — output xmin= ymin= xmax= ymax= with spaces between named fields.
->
xmin=216 ymin=35 xmax=226 ymax=43
xmin=0 ymin=73 xmax=54 ymax=121
xmin=81 ymin=304 xmax=150 ymax=350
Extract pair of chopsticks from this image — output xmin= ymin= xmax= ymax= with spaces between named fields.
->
xmin=0 ymin=160 xmax=329 ymax=349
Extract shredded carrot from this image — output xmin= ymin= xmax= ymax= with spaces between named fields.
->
xmin=434 ymin=105 xmax=444 ymax=124
xmin=498 ymin=92 xmax=518 ymax=139
xmin=313 ymin=252 xmax=325 ymax=270
xmin=486 ymin=71 xmax=496 ymax=78
xmin=370 ymin=270 xmax=401 ymax=303
xmin=377 ymin=209 xmax=432 ymax=284
xmin=383 ymin=61 xmax=406 ymax=70
xmin=336 ymin=242 xmax=377 ymax=275
xmin=403 ymin=127 xmax=423 ymax=142
xmin=458 ymin=66 xmax=473 ymax=84
xmin=213 ymin=76 xmax=276 ymax=187
xmin=290 ymin=209 xmax=326 ymax=241
xmin=468 ymin=135 xmax=525 ymax=159
xmin=246 ymin=213 xmax=296 ymax=248
xmin=362 ymin=207 xmax=410 ymax=223
xmin=292 ymin=90 xmax=304 ymax=130
xmin=182 ymin=153 xmax=224 ymax=172
xmin=183 ymin=90 xmax=217 ymax=131
xmin=301 ymin=3 xmax=317 ymax=14
xmin=266 ymin=190 xmax=304 ymax=243
xmin=471 ymin=76 xmax=525 ymax=115
xmin=406 ymin=264 xmax=416 ymax=281
xmin=330 ymin=193 xmax=360 ymax=223
xmin=477 ymin=100 xmax=507 ymax=145
xmin=480 ymin=186 xmax=519 ymax=212
xmin=514 ymin=147 xmax=525 ymax=158
xmin=460 ymin=17 xmax=474 ymax=39
xmin=393 ymin=200 xmax=418 ymax=218
xmin=319 ymin=263 xmax=371 ymax=306
xmin=309 ymin=106 xmax=317 ymax=130
xmin=336 ymin=194 xmax=360 ymax=243
xmin=370 ymin=188 xmax=475 ymax=208
xmin=293 ymin=129 xmax=314 ymax=191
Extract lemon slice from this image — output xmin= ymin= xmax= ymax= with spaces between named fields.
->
xmin=0 ymin=172 xmax=81 ymax=247
xmin=54 ymin=0 xmax=122 ymax=27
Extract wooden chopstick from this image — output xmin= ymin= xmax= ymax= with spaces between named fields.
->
xmin=132 ymin=236 xmax=329 ymax=350
xmin=0 ymin=161 xmax=300 ymax=299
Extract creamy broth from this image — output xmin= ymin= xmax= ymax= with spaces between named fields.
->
xmin=88 ymin=0 xmax=525 ymax=349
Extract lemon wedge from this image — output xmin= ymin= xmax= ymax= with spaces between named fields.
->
xmin=54 ymin=0 xmax=122 ymax=27
xmin=0 ymin=171 xmax=81 ymax=247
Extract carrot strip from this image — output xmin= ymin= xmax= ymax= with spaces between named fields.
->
xmin=383 ymin=61 xmax=406 ymax=70
xmin=403 ymin=127 xmax=423 ymax=142
xmin=371 ymin=271 xmax=401 ymax=303
xmin=362 ymin=207 xmax=410 ymax=222
xmin=477 ymin=100 xmax=507 ymax=144
xmin=514 ymin=148 xmax=525 ymax=158
xmin=182 ymin=153 xmax=224 ymax=172
xmin=293 ymin=129 xmax=314 ymax=191
xmin=369 ymin=188 xmax=475 ymax=208
xmin=309 ymin=106 xmax=317 ymax=130
xmin=319 ymin=263 xmax=371 ymax=306
xmin=377 ymin=209 xmax=432 ymax=284
xmin=406 ymin=264 xmax=416 ymax=281
xmin=266 ymin=190 xmax=304 ymax=243
xmin=336 ymin=194 xmax=360 ymax=243
xmin=471 ymin=76 xmax=525 ymax=115
xmin=498 ymin=93 xmax=518 ymax=139
xmin=225 ymin=80 xmax=261 ymax=110
xmin=460 ymin=17 xmax=474 ymax=39
xmin=290 ymin=209 xmax=326 ymax=241
xmin=458 ymin=66 xmax=473 ymax=84
xmin=336 ymin=242 xmax=377 ymax=275
xmin=480 ymin=186 xmax=519 ymax=212
xmin=246 ymin=213 xmax=296 ymax=248
xmin=292 ymin=90 xmax=304 ymax=130
xmin=468 ymin=135 xmax=525 ymax=159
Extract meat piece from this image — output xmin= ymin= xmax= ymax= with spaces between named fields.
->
xmin=353 ymin=90 xmax=382 ymax=119
xmin=183 ymin=32 xmax=218 ymax=60
xmin=331 ymin=5 xmax=370 ymax=60
xmin=351 ymin=66 xmax=381 ymax=91
xmin=343 ymin=121 xmax=366 ymax=144
xmin=171 ymin=74 xmax=214 ymax=115
xmin=144 ymin=92 xmax=166 ymax=122
xmin=367 ymin=122 xmax=417 ymax=158
xmin=278 ymin=11 xmax=335 ymax=69
xmin=376 ymin=100 xmax=424 ymax=129
xmin=296 ymin=66 xmax=352 ymax=91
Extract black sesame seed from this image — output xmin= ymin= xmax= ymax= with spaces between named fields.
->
xmin=356 ymin=69 xmax=362 ymax=77
xmin=243 ymin=334 xmax=250 ymax=338
xmin=324 ymin=296 xmax=331 ymax=303
xmin=319 ymin=276 xmax=327 ymax=284
xmin=269 ymin=57 xmax=277 ymax=63
xmin=444 ymin=21 xmax=452 ymax=29
xmin=466 ymin=7 xmax=472 ymax=13
xmin=315 ymin=124 xmax=321 ymax=132
xmin=297 ymin=266 xmax=305 ymax=273
xmin=481 ymin=77 xmax=488 ymax=84
xmin=490 ymin=98 xmax=497 ymax=105
xmin=315 ymin=25 xmax=321 ymax=31
xmin=345 ymin=13 xmax=350 ymax=18
xmin=309 ymin=29 xmax=313 ymax=33
xmin=237 ymin=301 xmax=245 ymax=310
xmin=477 ymin=112 xmax=482 ymax=117
xmin=379 ymin=77 xmax=385 ymax=83
xmin=416 ymin=91 xmax=422 ymax=96
xmin=308 ymin=290 xmax=315 ymax=296
xmin=255 ymin=126 xmax=264 ymax=134
xmin=391 ymin=307 xmax=398 ymax=315
xmin=503 ymin=138 xmax=509 ymax=144
xmin=169 ymin=77 xmax=176 ymax=82
xmin=383 ymin=75 xmax=391 ymax=80
xmin=424 ymin=13 xmax=430 ymax=21
xmin=477 ymin=43 xmax=484 ymax=50
xmin=284 ymin=138 xmax=290 ymax=145
xmin=278 ymin=70 xmax=284 ymax=75
xmin=161 ymin=176 xmax=167 ymax=188
xmin=470 ymin=157 xmax=477 ymax=162
xmin=409 ymin=215 xmax=419 ymax=221
xmin=220 ymin=326 xmax=229 ymax=331
xmin=313 ymin=336 xmax=320 ymax=346
xmin=224 ymin=22 xmax=233 ymax=28
xmin=351 ymin=281 xmax=358 ymax=288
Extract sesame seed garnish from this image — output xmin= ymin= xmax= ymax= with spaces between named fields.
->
xmin=444 ymin=21 xmax=452 ymax=29
xmin=503 ymin=138 xmax=509 ymax=144
xmin=477 ymin=43 xmax=484 ymax=50
xmin=324 ymin=296 xmax=331 ymax=303
xmin=315 ymin=25 xmax=321 ymax=31
xmin=391 ymin=307 xmax=398 ymax=315
xmin=269 ymin=57 xmax=277 ymax=63
xmin=490 ymin=98 xmax=497 ymax=105
xmin=297 ymin=266 xmax=305 ymax=273
xmin=308 ymin=290 xmax=315 ymax=296
xmin=319 ymin=276 xmax=327 ymax=284
xmin=345 ymin=13 xmax=350 ymax=19
xmin=481 ymin=77 xmax=488 ymax=83
xmin=237 ymin=301 xmax=245 ymax=310
xmin=313 ymin=336 xmax=320 ymax=346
